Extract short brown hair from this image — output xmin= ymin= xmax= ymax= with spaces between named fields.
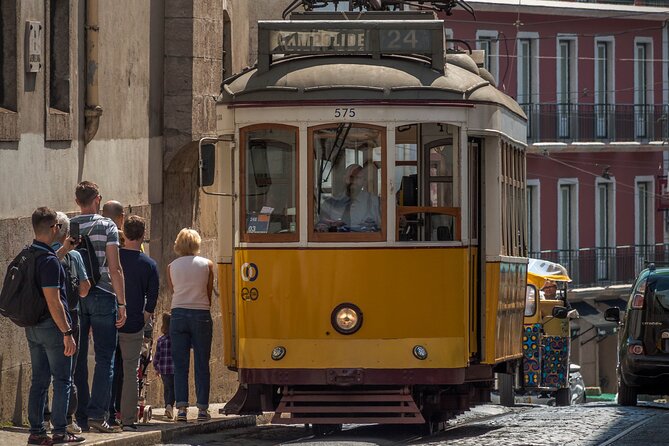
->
xmin=32 ymin=207 xmax=57 ymax=236
xmin=174 ymin=228 xmax=201 ymax=256
xmin=75 ymin=181 xmax=100 ymax=206
xmin=124 ymin=215 xmax=145 ymax=241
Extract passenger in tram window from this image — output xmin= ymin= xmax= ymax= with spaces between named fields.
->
xmin=317 ymin=163 xmax=381 ymax=232
xmin=541 ymin=279 xmax=558 ymax=300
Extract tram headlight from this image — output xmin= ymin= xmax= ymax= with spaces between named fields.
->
xmin=271 ymin=346 xmax=286 ymax=361
xmin=413 ymin=345 xmax=428 ymax=360
xmin=331 ymin=303 xmax=363 ymax=335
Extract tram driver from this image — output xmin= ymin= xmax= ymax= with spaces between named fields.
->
xmin=316 ymin=164 xmax=381 ymax=232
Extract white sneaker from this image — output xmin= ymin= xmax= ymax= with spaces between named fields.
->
xmin=42 ymin=420 xmax=51 ymax=433
xmin=165 ymin=404 xmax=173 ymax=420
xmin=67 ymin=421 xmax=83 ymax=434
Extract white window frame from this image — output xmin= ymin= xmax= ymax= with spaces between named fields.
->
xmin=595 ymin=177 xmax=616 ymax=248
xmin=634 ymin=175 xmax=655 ymax=246
xmin=527 ymin=179 xmax=540 ymax=253
xmin=556 ymin=35 xmax=578 ymax=139
xmin=634 ymin=37 xmax=654 ymax=139
xmin=595 ymin=177 xmax=615 ymax=281
xmin=516 ymin=32 xmax=539 ymax=106
xmin=476 ymin=30 xmax=499 ymax=83
xmin=594 ymin=37 xmax=615 ymax=138
xmin=444 ymin=28 xmax=454 ymax=50
xmin=557 ymin=178 xmax=579 ymax=252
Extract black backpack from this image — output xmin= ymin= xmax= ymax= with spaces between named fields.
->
xmin=0 ymin=247 xmax=50 ymax=327
xmin=61 ymin=253 xmax=80 ymax=310
xmin=76 ymin=222 xmax=101 ymax=288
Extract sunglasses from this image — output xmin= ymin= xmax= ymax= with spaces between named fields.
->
xmin=50 ymin=223 xmax=63 ymax=229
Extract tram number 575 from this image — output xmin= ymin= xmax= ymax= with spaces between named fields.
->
xmin=334 ymin=107 xmax=356 ymax=118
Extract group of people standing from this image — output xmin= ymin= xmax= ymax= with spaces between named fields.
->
xmin=24 ymin=180 xmax=215 ymax=446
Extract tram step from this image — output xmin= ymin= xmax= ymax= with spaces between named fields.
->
xmin=271 ymin=386 xmax=425 ymax=425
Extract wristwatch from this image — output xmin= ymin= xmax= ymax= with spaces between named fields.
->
xmin=62 ymin=329 xmax=74 ymax=337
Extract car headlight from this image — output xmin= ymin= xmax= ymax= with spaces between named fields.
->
xmin=331 ymin=303 xmax=363 ymax=335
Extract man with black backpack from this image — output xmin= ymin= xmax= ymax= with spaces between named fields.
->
xmin=43 ymin=212 xmax=92 ymax=436
xmin=23 ymin=207 xmax=84 ymax=445
xmin=71 ymin=181 xmax=127 ymax=433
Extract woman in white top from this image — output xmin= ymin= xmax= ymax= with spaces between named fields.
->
xmin=167 ymin=228 xmax=215 ymax=422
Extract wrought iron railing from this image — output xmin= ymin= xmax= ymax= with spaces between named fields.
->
xmin=529 ymin=244 xmax=669 ymax=289
xmin=521 ymin=103 xmax=669 ymax=144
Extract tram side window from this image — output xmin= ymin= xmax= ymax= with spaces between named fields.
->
xmin=311 ymin=124 xmax=384 ymax=239
xmin=241 ymin=126 xmax=298 ymax=241
xmin=395 ymin=123 xmax=460 ymax=242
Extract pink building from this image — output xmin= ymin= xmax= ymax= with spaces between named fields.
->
xmin=441 ymin=0 xmax=669 ymax=392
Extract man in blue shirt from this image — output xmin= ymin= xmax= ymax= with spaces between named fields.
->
xmin=42 ymin=212 xmax=92 ymax=435
xmin=117 ymin=215 xmax=159 ymax=430
xmin=26 ymin=207 xmax=84 ymax=445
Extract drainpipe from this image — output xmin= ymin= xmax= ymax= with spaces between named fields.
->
xmin=84 ymin=0 xmax=102 ymax=145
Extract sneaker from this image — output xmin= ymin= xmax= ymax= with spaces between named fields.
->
xmin=164 ymin=404 xmax=173 ymax=420
xmin=28 ymin=434 xmax=53 ymax=446
xmin=66 ymin=422 xmax=82 ymax=435
xmin=122 ymin=423 xmax=138 ymax=431
xmin=88 ymin=419 xmax=121 ymax=434
xmin=196 ymin=410 xmax=211 ymax=422
xmin=51 ymin=433 xmax=85 ymax=444
xmin=42 ymin=421 xmax=51 ymax=433
xmin=176 ymin=409 xmax=187 ymax=422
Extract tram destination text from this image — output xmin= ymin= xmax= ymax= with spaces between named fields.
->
xmin=269 ymin=28 xmax=431 ymax=54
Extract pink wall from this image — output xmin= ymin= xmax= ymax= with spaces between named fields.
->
xmin=442 ymin=10 xmax=665 ymax=105
xmin=527 ymin=151 xmax=664 ymax=250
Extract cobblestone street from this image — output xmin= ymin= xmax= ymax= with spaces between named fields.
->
xmin=160 ymin=402 xmax=669 ymax=446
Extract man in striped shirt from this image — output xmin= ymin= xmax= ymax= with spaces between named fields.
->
xmin=71 ymin=181 xmax=127 ymax=434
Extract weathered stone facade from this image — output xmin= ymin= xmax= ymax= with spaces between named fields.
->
xmin=0 ymin=0 xmax=286 ymax=424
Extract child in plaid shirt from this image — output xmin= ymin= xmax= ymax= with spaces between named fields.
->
xmin=153 ymin=313 xmax=175 ymax=420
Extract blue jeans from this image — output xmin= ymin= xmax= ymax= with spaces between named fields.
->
xmin=26 ymin=318 xmax=72 ymax=436
xmin=74 ymin=288 xmax=118 ymax=424
xmin=161 ymin=374 xmax=175 ymax=407
xmin=170 ymin=308 xmax=212 ymax=410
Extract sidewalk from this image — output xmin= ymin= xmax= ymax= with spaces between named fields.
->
xmin=0 ymin=404 xmax=256 ymax=446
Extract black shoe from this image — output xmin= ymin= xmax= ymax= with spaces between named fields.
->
xmin=27 ymin=434 xmax=53 ymax=446
xmin=52 ymin=433 xmax=85 ymax=444
xmin=87 ymin=419 xmax=121 ymax=433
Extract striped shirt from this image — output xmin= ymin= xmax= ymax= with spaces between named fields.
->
xmin=70 ymin=213 xmax=119 ymax=295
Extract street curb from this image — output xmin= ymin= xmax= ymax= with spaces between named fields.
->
xmin=90 ymin=416 xmax=257 ymax=446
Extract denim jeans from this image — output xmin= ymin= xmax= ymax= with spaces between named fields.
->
xmin=161 ymin=374 xmax=175 ymax=407
xmin=26 ymin=317 xmax=72 ymax=436
xmin=74 ymin=288 xmax=118 ymax=424
xmin=170 ymin=308 xmax=212 ymax=410
xmin=44 ymin=310 xmax=80 ymax=424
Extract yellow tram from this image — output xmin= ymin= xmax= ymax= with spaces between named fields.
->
xmin=200 ymin=7 xmax=528 ymax=432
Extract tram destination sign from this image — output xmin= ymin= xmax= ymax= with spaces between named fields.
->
xmin=269 ymin=28 xmax=432 ymax=54
xmin=258 ymin=20 xmax=444 ymax=72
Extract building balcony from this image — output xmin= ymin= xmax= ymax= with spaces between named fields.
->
xmin=529 ymin=244 xmax=669 ymax=289
xmin=521 ymin=103 xmax=669 ymax=144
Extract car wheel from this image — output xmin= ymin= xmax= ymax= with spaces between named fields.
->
xmin=618 ymin=378 xmax=638 ymax=406
xmin=556 ymin=387 xmax=571 ymax=406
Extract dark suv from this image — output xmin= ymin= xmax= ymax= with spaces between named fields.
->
xmin=605 ymin=264 xmax=669 ymax=406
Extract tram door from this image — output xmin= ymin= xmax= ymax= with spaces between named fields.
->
xmin=468 ymin=137 xmax=482 ymax=359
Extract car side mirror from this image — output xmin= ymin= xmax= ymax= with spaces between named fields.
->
xmin=552 ymin=306 xmax=569 ymax=319
xmin=604 ymin=307 xmax=620 ymax=323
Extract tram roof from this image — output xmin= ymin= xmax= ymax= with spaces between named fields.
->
xmin=219 ymin=15 xmax=526 ymax=119
xmin=219 ymin=54 xmax=526 ymax=119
